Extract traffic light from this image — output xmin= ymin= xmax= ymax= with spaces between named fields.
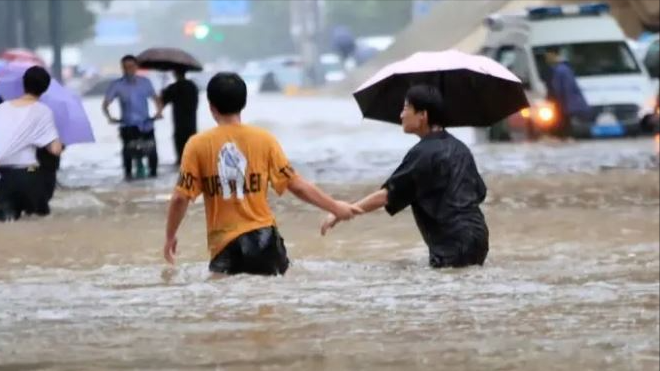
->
xmin=193 ymin=24 xmax=211 ymax=40
xmin=182 ymin=20 xmax=223 ymax=42
xmin=183 ymin=20 xmax=198 ymax=37
xmin=211 ymin=32 xmax=225 ymax=42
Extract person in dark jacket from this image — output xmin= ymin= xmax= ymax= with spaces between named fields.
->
xmin=321 ymin=84 xmax=489 ymax=268
xmin=543 ymin=46 xmax=592 ymax=139
xmin=161 ymin=68 xmax=198 ymax=165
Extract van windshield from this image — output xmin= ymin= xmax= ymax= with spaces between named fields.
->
xmin=533 ymin=41 xmax=641 ymax=80
xmin=644 ymin=39 xmax=659 ymax=78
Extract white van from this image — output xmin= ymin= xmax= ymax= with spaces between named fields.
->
xmin=481 ymin=3 xmax=658 ymax=140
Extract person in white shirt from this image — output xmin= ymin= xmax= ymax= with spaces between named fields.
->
xmin=0 ymin=66 xmax=63 ymax=221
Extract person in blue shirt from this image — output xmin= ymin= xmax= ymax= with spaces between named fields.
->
xmin=543 ymin=46 xmax=592 ymax=139
xmin=103 ymin=55 xmax=163 ymax=180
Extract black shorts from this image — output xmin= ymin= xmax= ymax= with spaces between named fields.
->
xmin=209 ymin=226 xmax=289 ymax=276
xmin=0 ymin=167 xmax=49 ymax=221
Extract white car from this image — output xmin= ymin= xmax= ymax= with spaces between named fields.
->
xmin=481 ymin=3 xmax=658 ymax=140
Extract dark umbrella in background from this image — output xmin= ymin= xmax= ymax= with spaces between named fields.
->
xmin=353 ymin=50 xmax=529 ymax=127
xmin=136 ymin=47 xmax=203 ymax=72
xmin=137 ymin=47 xmax=203 ymax=90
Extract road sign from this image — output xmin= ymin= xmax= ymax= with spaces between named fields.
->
xmin=412 ymin=0 xmax=436 ymax=20
xmin=209 ymin=0 xmax=251 ymax=25
xmin=94 ymin=17 xmax=139 ymax=45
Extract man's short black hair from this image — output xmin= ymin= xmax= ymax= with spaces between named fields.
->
xmin=206 ymin=72 xmax=247 ymax=115
xmin=121 ymin=54 xmax=138 ymax=64
xmin=545 ymin=45 xmax=561 ymax=55
xmin=23 ymin=66 xmax=51 ymax=97
xmin=405 ymin=84 xmax=444 ymax=127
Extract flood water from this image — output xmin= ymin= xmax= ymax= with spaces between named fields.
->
xmin=0 ymin=95 xmax=658 ymax=370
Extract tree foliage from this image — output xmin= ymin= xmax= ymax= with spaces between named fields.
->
xmin=31 ymin=0 xmax=97 ymax=47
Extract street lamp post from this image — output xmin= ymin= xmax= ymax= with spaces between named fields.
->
xmin=290 ymin=0 xmax=324 ymax=88
xmin=49 ymin=0 xmax=63 ymax=82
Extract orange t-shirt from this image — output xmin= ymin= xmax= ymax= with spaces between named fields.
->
xmin=175 ymin=124 xmax=298 ymax=259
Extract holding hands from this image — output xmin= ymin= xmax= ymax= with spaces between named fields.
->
xmin=321 ymin=189 xmax=388 ymax=236
xmin=322 ymin=200 xmax=362 ymax=236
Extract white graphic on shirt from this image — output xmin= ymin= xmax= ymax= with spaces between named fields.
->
xmin=218 ymin=142 xmax=248 ymax=200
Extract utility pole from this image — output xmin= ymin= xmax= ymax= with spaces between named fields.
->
xmin=49 ymin=0 xmax=63 ymax=82
xmin=2 ymin=0 xmax=19 ymax=50
xmin=0 ymin=1 xmax=7 ymax=51
xmin=290 ymin=0 xmax=324 ymax=88
xmin=20 ymin=0 xmax=34 ymax=49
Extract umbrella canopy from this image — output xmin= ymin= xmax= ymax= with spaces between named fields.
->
xmin=0 ymin=48 xmax=46 ymax=67
xmin=0 ymin=64 xmax=95 ymax=145
xmin=137 ymin=47 xmax=203 ymax=72
xmin=353 ymin=50 xmax=529 ymax=127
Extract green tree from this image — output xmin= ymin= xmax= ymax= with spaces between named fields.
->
xmin=28 ymin=0 xmax=98 ymax=47
xmin=0 ymin=0 xmax=104 ymax=50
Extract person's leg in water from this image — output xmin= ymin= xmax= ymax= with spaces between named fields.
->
xmin=120 ymin=126 xmax=140 ymax=180
xmin=135 ymin=158 xmax=146 ymax=178
xmin=174 ymin=120 xmax=196 ymax=165
xmin=36 ymin=147 xmax=60 ymax=202
xmin=174 ymin=130 xmax=186 ymax=166
xmin=0 ymin=168 xmax=48 ymax=221
xmin=142 ymin=130 xmax=158 ymax=178
xmin=209 ymin=226 xmax=290 ymax=275
xmin=0 ymin=168 xmax=21 ymax=221
xmin=134 ymin=144 xmax=146 ymax=179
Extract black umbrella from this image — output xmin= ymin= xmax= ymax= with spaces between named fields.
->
xmin=353 ymin=50 xmax=529 ymax=127
xmin=137 ymin=47 xmax=203 ymax=72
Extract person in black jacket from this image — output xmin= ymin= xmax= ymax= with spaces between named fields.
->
xmin=321 ymin=84 xmax=489 ymax=269
xmin=161 ymin=68 xmax=199 ymax=165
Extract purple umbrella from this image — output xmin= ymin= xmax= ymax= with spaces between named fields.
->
xmin=353 ymin=50 xmax=529 ymax=127
xmin=0 ymin=64 xmax=95 ymax=145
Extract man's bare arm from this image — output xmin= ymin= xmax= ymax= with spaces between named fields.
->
xmin=164 ymin=190 xmax=191 ymax=264
xmin=46 ymin=139 xmax=63 ymax=156
xmin=152 ymin=95 xmax=164 ymax=119
xmin=287 ymin=176 xmax=361 ymax=220
xmin=354 ymin=189 xmax=388 ymax=213
xmin=102 ymin=98 xmax=119 ymax=123
xmin=321 ymin=189 xmax=387 ymax=235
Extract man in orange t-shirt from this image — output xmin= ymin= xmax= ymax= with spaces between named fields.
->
xmin=164 ymin=72 xmax=360 ymax=275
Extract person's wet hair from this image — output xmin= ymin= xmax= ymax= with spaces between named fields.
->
xmin=121 ymin=54 xmax=138 ymax=64
xmin=206 ymin=72 xmax=247 ymax=115
xmin=405 ymin=84 xmax=444 ymax=127
xmin=545 ymin=45 xmax=560 ymax=55
xmin=22 ymin=66 xmax=51 ymax=97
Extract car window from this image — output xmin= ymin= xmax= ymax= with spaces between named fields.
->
xmin=478 ymin=46 xmax=496 ymax=59
xmin=533 ymin=41 xmax=642 ymax=77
